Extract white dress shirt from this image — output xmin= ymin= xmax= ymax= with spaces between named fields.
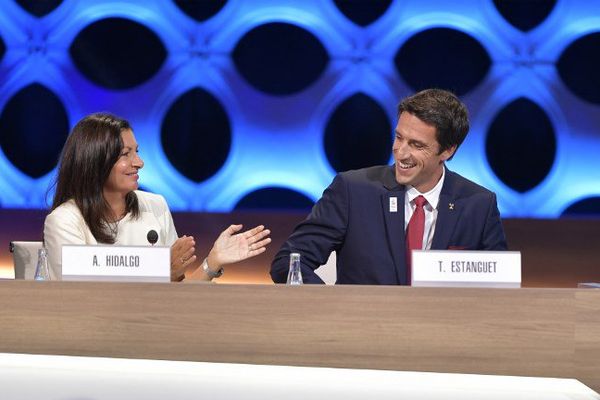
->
xmin=404 ymin=167 xmax=445 ymax=250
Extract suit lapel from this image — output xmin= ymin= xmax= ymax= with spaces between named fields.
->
xmin=381 ymin=167 xmax=406 ymax=283
xmin=432 ymin=168 xmax=460 ymax=249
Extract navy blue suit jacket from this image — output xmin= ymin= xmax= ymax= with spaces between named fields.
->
xmin=271 ymin=165 xmax=507 ymax=285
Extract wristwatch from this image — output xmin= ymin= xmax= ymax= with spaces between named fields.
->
xmin=202 ymin=258 xmax=224 ymax=279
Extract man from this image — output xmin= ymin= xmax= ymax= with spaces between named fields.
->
xmin=271 ymin=89 xmax=507 ymax=285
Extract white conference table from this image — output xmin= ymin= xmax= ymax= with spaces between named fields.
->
xmin=1 ymin=353 xmax=598 ymax=400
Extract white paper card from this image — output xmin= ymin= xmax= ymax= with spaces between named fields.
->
xmin=411 ymin=250 xmax=521 ymax=288
xmin=62 ymin=245 xmax=170 ymax=282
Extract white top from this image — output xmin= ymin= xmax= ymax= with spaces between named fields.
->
xmin=43 ymin=191 xmax=178 ymax=280
xmin=404 ymin=168 xmax=445 ymax=250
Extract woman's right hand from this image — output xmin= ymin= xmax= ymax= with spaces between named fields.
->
xmin=207 ymin=224 xmax=271 ymax=268
xmin=170 ymin=235 xmax=196 ymax=281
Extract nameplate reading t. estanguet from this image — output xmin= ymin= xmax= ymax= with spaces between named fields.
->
xmin=411 ymin=250 xmax=521 ymax=288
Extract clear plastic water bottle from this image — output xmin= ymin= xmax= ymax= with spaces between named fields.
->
xmin=34 ymin=247 xmax=50 ymax=281
xmin=286 ymin=252 xmax=303 ymax=285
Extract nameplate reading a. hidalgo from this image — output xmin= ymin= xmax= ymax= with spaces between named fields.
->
xmin=62 ymin=244 xmax=170 ymax=282
xmin=411 ymin=250 xmax=521 ymax=288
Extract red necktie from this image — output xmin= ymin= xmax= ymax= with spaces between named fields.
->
xmin=406 ymin=195 xmax=427 ymax=285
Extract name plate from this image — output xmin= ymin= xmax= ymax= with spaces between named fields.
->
xmin=411 ymin=250 xmax=521 ymax=288
xmin=62 ymin=245 xmax=170 ymax=282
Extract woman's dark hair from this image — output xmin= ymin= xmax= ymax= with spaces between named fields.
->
xmin=397 ymin=89 xmax=469 ymax=160
xmin=50 ymin=113 xmax=139 ymax=243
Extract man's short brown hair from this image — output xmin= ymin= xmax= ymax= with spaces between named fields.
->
xmin=397 ymin=89 xmax=469 ymax=158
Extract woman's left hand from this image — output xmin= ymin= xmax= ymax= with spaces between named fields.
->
xmin=207 ymin=224 xmax=271 ymax=268
xmin=170 ymin=235 xmax=196 ymax=281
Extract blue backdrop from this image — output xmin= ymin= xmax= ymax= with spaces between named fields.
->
xmin=0 ymin=0 xmax=599 ymax=217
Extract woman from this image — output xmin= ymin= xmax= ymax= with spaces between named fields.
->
xmin=44 ymin=113 xmax=270 ymax=281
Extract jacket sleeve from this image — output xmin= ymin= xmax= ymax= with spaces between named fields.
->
xmin=157 ymin=195 xmax=178 ymax=246
xmin=270 ymin=174 xmax=349 ymax=284
xmin=43 ymin=207 xmax=87 ymax=280
xmin=480 ymin=193 xmax=508 ymax=250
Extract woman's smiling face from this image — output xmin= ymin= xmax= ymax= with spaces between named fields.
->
xmin=103 ymin=129 xmax=144 ymax=197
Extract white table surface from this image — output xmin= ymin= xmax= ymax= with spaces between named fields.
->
xmin=0 ymin=352 xmax=598 ymax=400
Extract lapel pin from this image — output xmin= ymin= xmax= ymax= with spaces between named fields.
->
xmin=389 ymin=197 xmax=398 ymax=213
xmin=449 ymin=203 xmax=455 ymax=210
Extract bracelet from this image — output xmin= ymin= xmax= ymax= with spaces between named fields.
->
xmin=202 ymin=258 xmax=224 ymax=279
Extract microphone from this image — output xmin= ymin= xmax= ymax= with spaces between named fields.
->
xmin=147 ymin=230 xmax=158 ymax=246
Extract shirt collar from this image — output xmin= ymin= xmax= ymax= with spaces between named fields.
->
xmin=406 ymin=167 xmax=445 ymax=210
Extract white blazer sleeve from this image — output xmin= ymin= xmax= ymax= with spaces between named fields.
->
xmin=43 ymin=207 xmax=87 ymax=280
xmin=159 ymin=196 xmax=178 ymax=246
